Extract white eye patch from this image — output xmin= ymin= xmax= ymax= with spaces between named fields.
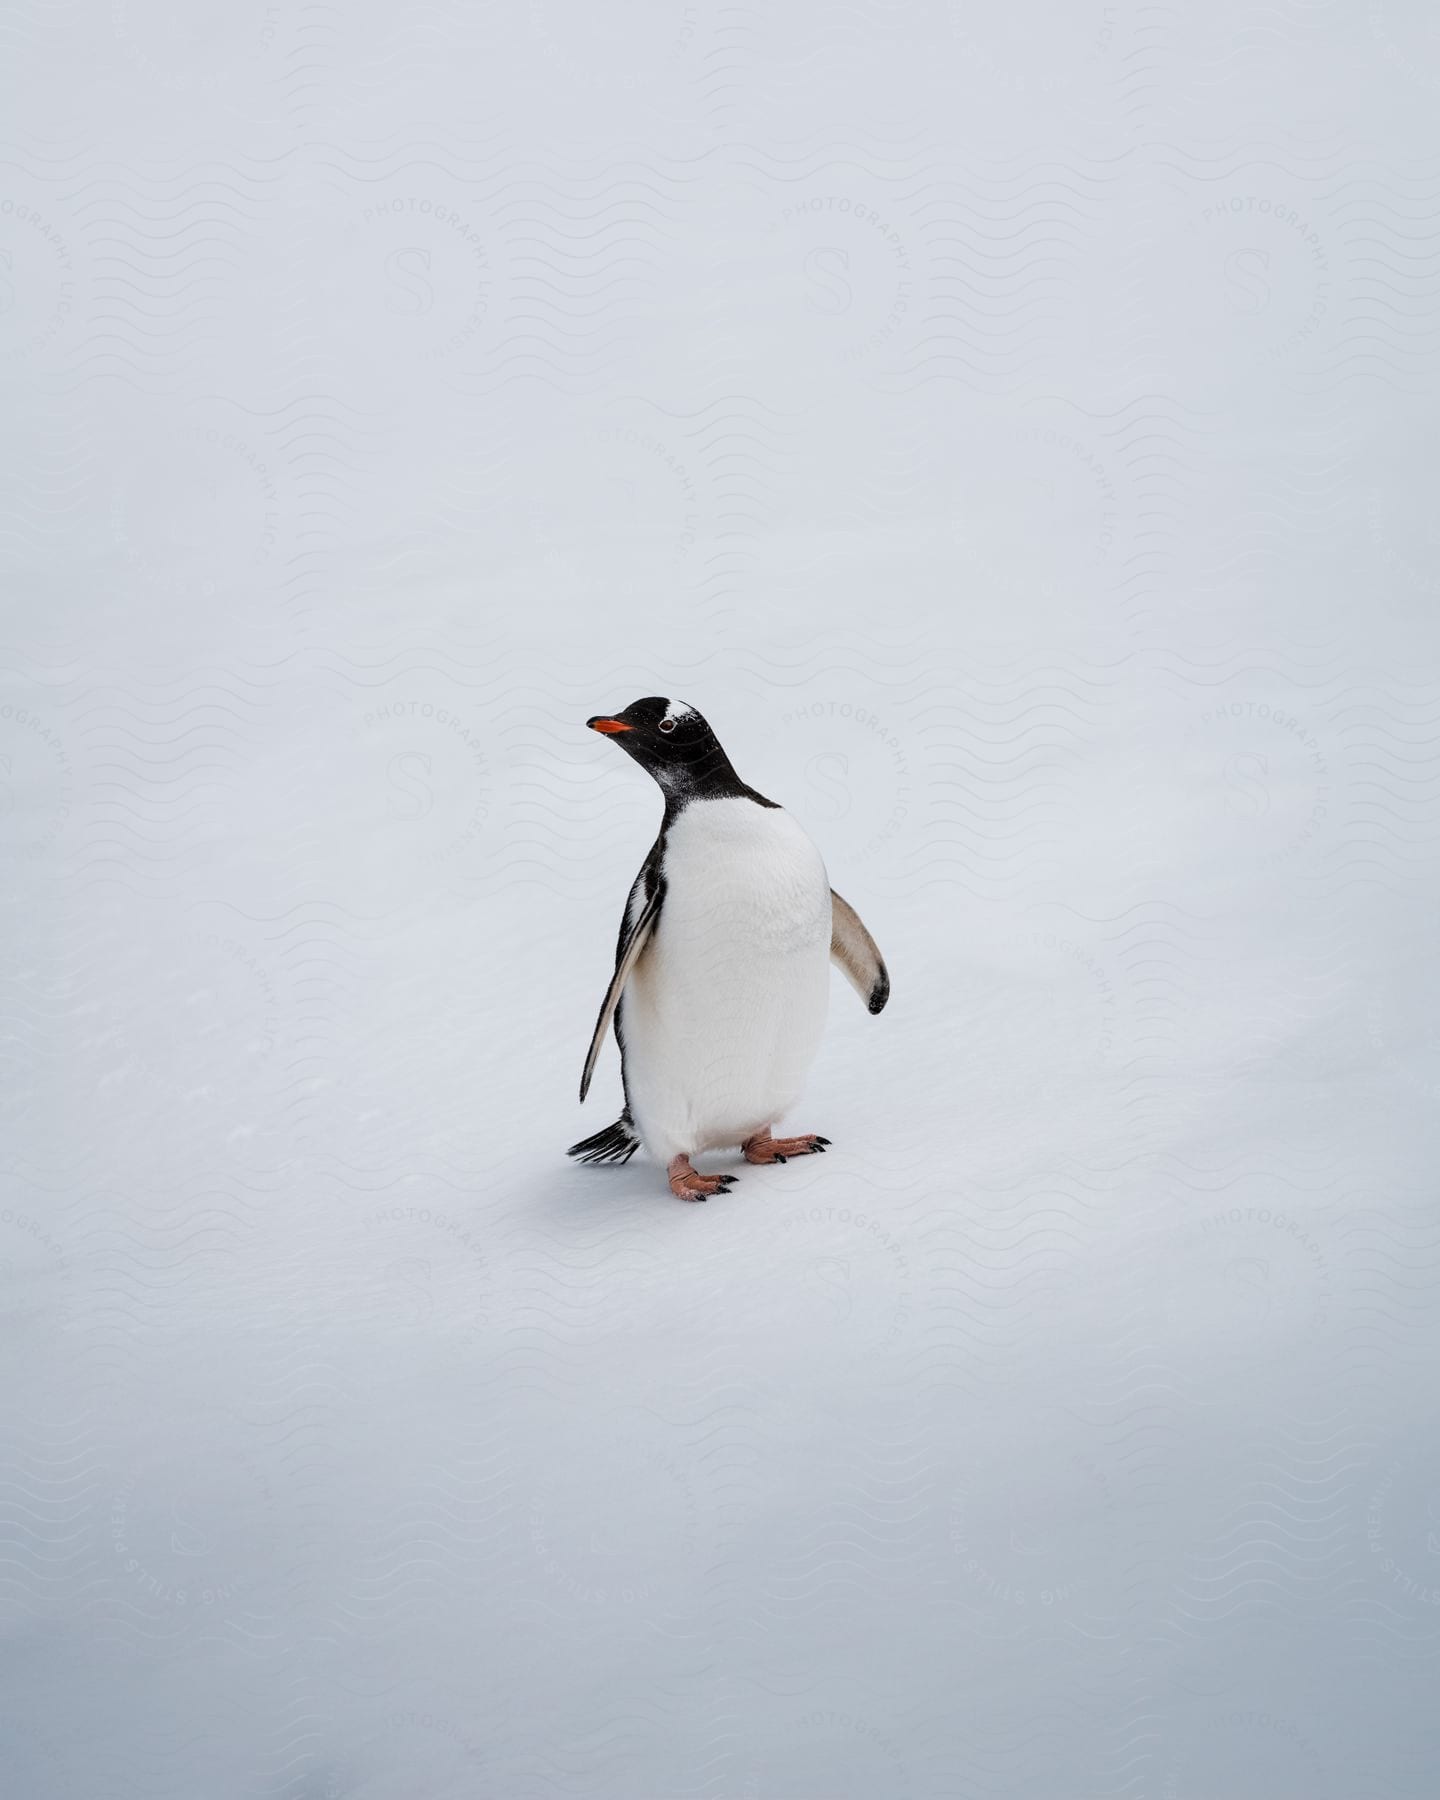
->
xmin=661 ymin=700 xmax=696 ymax=726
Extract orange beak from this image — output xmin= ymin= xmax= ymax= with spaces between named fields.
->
xmin=587 ymin=716 xmax=633 ymax=734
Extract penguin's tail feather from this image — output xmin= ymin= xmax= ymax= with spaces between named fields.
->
xmin=567 ymin=1111 xmax=641 ymax=1165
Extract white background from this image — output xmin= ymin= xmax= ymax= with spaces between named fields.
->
xmin=3 ymin=4 xmax=1440 ymax=1796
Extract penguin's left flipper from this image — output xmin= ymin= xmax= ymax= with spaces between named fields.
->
xmin=579 ymin=884 xmax=662 ymax=1103
xmin=830 ymin=890 xmax=890 ymax=1014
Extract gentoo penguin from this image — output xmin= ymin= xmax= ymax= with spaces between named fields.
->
xmin=567 ymin=697 xmax=889 ymax=1201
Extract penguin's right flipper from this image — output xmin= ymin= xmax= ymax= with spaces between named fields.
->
xmin=579 ymin=883 xmax=662 ymax=1102
xmin=830 ymin=890 xmax=890 ymax=1014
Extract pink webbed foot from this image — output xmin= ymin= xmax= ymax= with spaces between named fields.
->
xmin=741 ymin=1128 xmax=831 ymax=1166
xmin=667 ymin=1155 xmax=738 ymax=1202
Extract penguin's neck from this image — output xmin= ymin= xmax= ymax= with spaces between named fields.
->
xmin=654 ymin=752 xmax=778 ymax=816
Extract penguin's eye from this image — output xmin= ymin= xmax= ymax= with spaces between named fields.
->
xmin=658 ymin=719 xmax=676 ymax=734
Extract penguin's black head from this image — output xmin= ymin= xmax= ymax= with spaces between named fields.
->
xmin=586 ymin=697 xmax=768 ymax=807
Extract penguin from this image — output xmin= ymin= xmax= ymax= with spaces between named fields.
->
xmin=567 ymin=697 xmax=889 ymax=1201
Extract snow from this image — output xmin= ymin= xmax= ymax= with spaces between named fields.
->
xmin=3 ymin=6 xmax=1440 ymax=1797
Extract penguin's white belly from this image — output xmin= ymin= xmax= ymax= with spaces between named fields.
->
xmin=622 ymin=798 xmax=831 ymax=1161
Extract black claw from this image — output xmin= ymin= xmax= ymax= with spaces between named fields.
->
xmin=815 ymin=1137 xmax=832 ymax=1147
xmin=772 ymin=1153 xmax=787 ymax=1164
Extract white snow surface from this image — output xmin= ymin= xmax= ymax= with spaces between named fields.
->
xmin=3 ymin=6 xmax=1440 ymax=1798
